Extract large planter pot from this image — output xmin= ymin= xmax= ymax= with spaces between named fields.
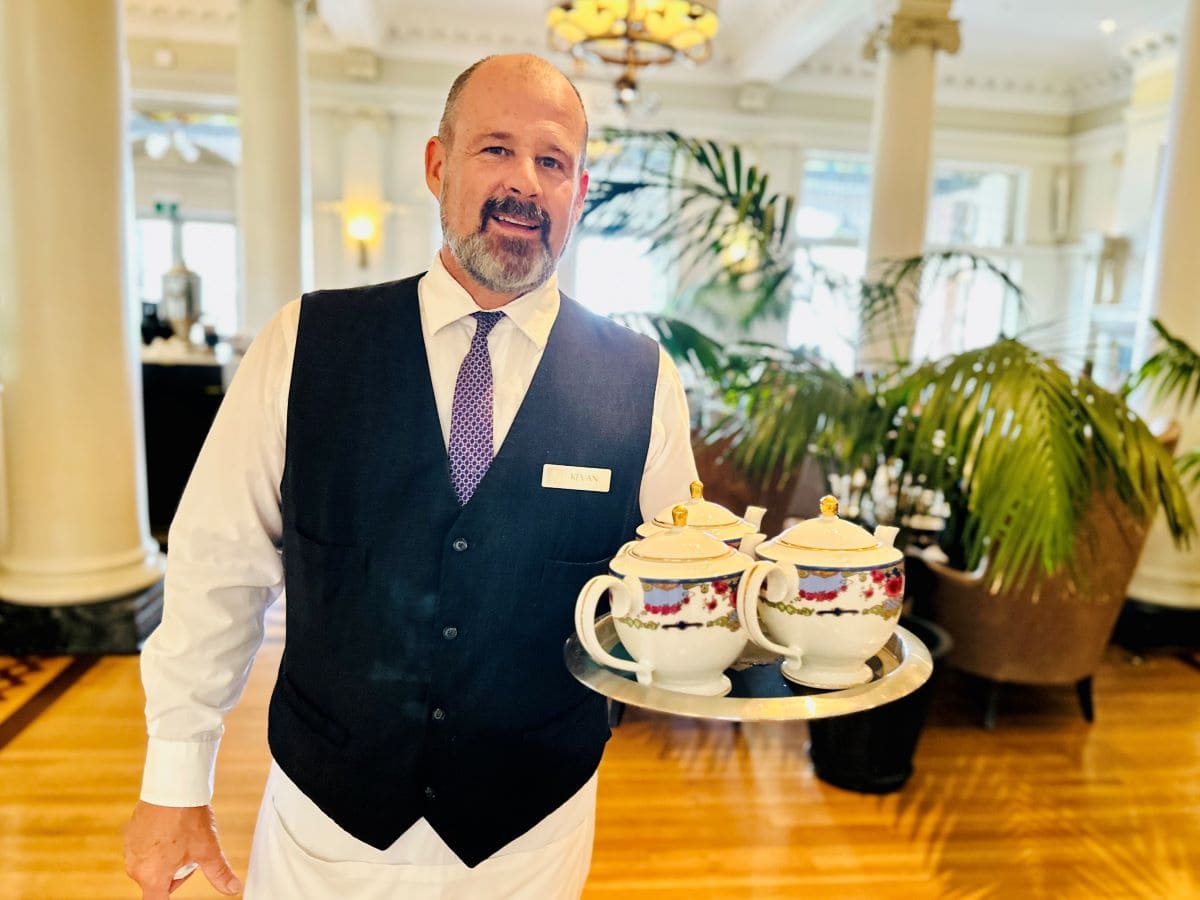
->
xmin=806 ymin=615 xmax=952 ymax=794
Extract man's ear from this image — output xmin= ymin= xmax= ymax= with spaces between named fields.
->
xmin=425 ymin=136 xmax=445 ymax=198
xmin=572 ymin=168 xmax=589 ymax=225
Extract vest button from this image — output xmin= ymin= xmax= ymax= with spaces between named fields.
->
xmin=432 ymin=708 xmax=446 ymax=721
xmin=424 ymin=786 xmax=436 ymax=800
xmin=452 ymin=538 xmax=469 ymax=552
xmin=442 ymin=626 xmax=458 ymax=640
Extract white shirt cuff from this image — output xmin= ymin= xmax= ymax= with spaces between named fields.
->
xmin=139 ymin=736 xmax=222 ymax=807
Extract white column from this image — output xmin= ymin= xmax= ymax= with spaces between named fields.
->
xmin=1128 ymin=0 xmax=1200 ymax=610
xmin=238 ymin=0 xmax=309 ymax=337
xmin=858 ymin=0 xmax=960 ymax=368
xmin=0 ymin=0 xmax=164 ymax=604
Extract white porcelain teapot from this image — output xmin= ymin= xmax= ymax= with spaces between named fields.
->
xmin=738 ymin=495 xmax=905 ymax=689
xmin=575 ymin=505 xmax=791 ymax=696
xmin=636 ymin=481 xmax=767 ymax=550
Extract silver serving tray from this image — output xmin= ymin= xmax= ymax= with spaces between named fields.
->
xmin=565 ymin=614 xmax=934 ymax=722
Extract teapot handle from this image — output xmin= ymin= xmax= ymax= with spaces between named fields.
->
xmin=575 ymin=574 xmax=654 ymax=684
xmin=736 ymin=561 xmax=802 ymax=663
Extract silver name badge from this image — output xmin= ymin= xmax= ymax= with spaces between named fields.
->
xmin=541 ymin=464 xmax=612 ymax=493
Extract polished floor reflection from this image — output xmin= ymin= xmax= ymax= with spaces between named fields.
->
xmin=1 ymin=601 xmax=1198 ymax=899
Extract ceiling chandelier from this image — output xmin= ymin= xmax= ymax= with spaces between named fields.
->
xmin=546 ymin=1 xmax=720 ymax=110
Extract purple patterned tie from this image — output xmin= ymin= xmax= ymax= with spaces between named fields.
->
xmin=449 ymin=310 xmax=505 ymax=505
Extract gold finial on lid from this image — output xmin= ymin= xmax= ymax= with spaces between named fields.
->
xmin=672 ymin=504 xmax=689 ymax=526
xmin=819 ymin=495 xmax=839 ymax=517
xmin=690 ymin=480 xmax=704 ymax=500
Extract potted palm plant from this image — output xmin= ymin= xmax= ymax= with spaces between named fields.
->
xmin=583 ymin=129 xmax=1195 ymax=593
xmin=582 ymin=129 xmax=1197 ymax=785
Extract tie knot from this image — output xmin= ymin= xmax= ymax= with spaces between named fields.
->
xmin=471 ymin=310 xmax=505 ymax=341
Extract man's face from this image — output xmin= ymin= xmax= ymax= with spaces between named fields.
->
xmin=425 ymin=62 xmax=589 ymax=297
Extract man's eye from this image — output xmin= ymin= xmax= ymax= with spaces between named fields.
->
xmin=539 ymin=157 xmax=562 ymax=169
xmin=483 ymin=146 xmax=507 ymax=156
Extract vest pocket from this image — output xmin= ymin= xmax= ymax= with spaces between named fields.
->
xmin=275 ymin=672 xmax=350 ymax=748
xmin=540 ymin=556 xmax=612 ymax=590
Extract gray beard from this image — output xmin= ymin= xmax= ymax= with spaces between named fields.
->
xmin=441 ymin=203 xmax=563 ymax=295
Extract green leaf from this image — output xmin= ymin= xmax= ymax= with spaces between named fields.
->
xmin=1126 ymin=318 xmax=1200 ymax=412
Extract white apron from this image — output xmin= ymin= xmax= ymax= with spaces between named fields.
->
xmin=243 ymin=762 xmax=595 ymax=899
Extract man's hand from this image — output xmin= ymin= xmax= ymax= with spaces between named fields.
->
xmin=124 ymin=801 xmax=243 ymax=898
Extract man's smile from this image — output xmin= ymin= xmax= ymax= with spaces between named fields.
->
xmin=489 ymin=212 xmax=541 ymax=233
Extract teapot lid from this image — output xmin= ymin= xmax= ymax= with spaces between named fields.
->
xmin=777 ymin=495 xmax=877 ymax=551
xmin=631 ymin=505 xmax=737 ymax=563
xmin=648 ymin=481 xmax=741 ymax=530
xmin=614 ymin=505 xmax=750 ymax=580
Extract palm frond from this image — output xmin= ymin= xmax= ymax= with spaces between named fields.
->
xmin=582 ymin=128 xmax=797 ymax=326
xmin=884 ymin=341 xmax=1192 ymax=590
xmin=1180 ymin=450 xmax=1200 ymax=489
xmin=860 ymin=252 xmax=1031 ymax=366
xmin=1126 ymin=318 xmax=1200 ymax=412
xmin=617 ymin=313 xmax=727 ymax=383
xmin=637 ymin=313 xmax=1196 ymax=594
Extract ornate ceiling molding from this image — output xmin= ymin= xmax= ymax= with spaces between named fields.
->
xmin=123 ymin=1 xmax=1155 ymax=117
xmin=1121 ymin=31 xmax=1179 ymax=80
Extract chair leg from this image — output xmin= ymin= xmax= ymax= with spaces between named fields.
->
xmin=1075 ymin=676 xmax=1095 ymax=723
xmin=981 ymin=679 xmax=1000 ymax=730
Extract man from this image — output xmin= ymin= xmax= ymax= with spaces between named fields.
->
xmin=124 ymin=53 xmax=697 ymax=898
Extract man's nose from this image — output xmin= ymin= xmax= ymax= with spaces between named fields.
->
xmin=504 ymin=155 xmax=540 ymax=197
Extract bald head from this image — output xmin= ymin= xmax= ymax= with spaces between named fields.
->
xmin=438 ymin=54 xmax=589 ymax=169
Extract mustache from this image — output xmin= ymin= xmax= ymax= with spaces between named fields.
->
xmin=479 ymin=196 xmax=551 ymax=236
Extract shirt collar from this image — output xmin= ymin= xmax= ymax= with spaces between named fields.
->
xmin=420 ymin=252 xmax=559 ymax=350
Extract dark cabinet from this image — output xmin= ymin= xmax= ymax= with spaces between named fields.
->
xmin=141 ymin=361 xmax=227 ymax=545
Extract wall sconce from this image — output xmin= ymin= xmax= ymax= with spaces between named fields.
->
xmin=345 ymin=213 xmax=378 ymax=268
xmin=718 ymin=222 xmax=760 ymax=275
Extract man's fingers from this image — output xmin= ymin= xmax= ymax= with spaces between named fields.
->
xmin=138 ymin=878 xmax=172 ymax=900
xmin=123 ymin=803 xmax=233 ymax=897
xmin=199 ymin=849 xmax=244 ymax=896
xmin=167 ymin=861 xmax=198 ymax=894
xmin=124 ymin=861 xmax=173 ymax=900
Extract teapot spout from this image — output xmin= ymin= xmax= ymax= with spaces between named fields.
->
xmin=738 ymin=532 xmax=766 ymax=557
xmin=874 ymin=524 xmax=900 ymax=549
xmin=743 ymin=506 xmax=767 ymax=530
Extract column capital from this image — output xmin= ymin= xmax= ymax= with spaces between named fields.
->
xmin=863 ymin=5 xmax=961 ymax=61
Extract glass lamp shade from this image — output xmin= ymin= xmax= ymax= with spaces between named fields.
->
xmin=547 ymin=0 xmax=719 ymax=65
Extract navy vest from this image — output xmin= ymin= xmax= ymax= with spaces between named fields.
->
xmin=269 ymin=274 xmax=658 ymax=866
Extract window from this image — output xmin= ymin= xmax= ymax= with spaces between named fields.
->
xmin=135 ymin=219 xmax=173 ymax=304
xmin=788 ymin=245 xmax=863 ymax=374
xmin=912 ymin=257 xmax=1023 ymax=360
xmin=787 ymin=153 xmax=872 ymax=372
xmin=134 ymin=216 xmax=239 ymax=337
xmin=794 ymin=154 xmax=872 ymax=243
xmin=914 ymin=164 xmax=1026 ymax=359
xmin=926 ymin=165 xmax=1020 ymax=247
xmin=571 ymin=235 xmax=672 ymax=317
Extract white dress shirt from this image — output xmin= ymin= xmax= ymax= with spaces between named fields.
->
xmin=139 ymin=254 xmax=698 ymax=865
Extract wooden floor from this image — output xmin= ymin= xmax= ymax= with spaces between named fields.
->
xmin=2 ymin=604 xmax=1199 ymax=899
